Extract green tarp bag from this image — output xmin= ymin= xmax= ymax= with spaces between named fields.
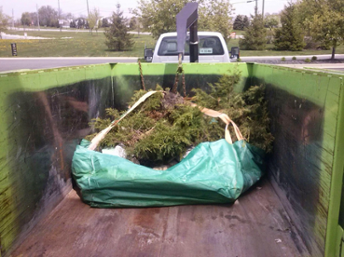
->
xmin=72 ymin=91 xmax=265 ymax=207
xmin=72 ymin=136 xmax=265 ymax=208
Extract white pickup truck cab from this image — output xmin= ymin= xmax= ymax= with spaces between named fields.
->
xmin=150 ymin=32 xmax=232 ymax=63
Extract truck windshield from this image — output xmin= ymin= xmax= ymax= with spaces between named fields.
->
xmin=158 ymin=36 xmax=225 ymax=56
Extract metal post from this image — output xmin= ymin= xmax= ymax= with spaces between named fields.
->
xmin=189 ymin=21 xmax=198 ymax=63
xmin=36 ymin=4 xmax=40 ymax=31
xmin=11 ymin=43 xmax=18 ymax=56
xmin=175 ymin=2 xmax=198 ymax=60
xmin=262 ymin=0 xmax=265 ymax=18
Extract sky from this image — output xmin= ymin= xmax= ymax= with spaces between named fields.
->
xmin=1 ymin=0 xmax=291 ymax=20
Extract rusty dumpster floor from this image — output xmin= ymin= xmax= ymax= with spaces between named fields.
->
xmin=11 ymin=178 xmax=310 ymax=257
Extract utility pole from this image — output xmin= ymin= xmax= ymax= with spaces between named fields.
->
xmin=36 ymin=4 xmax=40 ymax=31
xmin=58 ymin=0 xmax=61 ymax=18
xmin=255 ymin=0 xmax=258 ymax=16
xmin=12 ymin=9 xmax=14 ymax=28
xmin=86 ymin=0 xmax=90 ymax=32
xmin=262 ymin=0 xmax=265 ymax=18
xmin=58 ymin=0 xmax=61 ymax=31
xmin=86 ymin=0 xmax=90 ymax=16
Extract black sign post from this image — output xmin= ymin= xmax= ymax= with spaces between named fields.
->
xmin=11 ymin=43 xmax=17 ymax=56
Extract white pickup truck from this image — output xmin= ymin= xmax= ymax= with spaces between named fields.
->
xmin=144 ymin=32 xmax=239 ymax=63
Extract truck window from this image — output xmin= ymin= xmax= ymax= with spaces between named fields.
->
xmin=158 ymin=36 xmax=224 ymax=56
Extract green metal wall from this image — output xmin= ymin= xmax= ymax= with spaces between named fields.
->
xmin=0 ymin=62 xmax=343 ymax=257
xmin=249 ymin=63 xmax=344 ymax=256
xmin=0 ymin=64 xmax=112 ymax=256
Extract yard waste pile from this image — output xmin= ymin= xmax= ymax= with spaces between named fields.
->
xmin=72 ymin=71 xmax=273 ymax=207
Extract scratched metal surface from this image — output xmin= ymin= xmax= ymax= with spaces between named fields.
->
xmin=250 ymin=64 xmax=343 ymax=256
xmin=11 ymin=178 xmax=309 ymax=257
xmin=0 ymin=72 xmax=113 ymax=255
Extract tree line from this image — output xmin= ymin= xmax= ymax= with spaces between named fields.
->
xmin=17 ymin=5 xmax=141 ymax=31
xmin=239 ymin=0 xmax=344 ymax=58
xmin=0 ymin=6 xmax=9 ymax=38
xmin=133 ymin=0 xmax=343 ymax=58
xmin=20 ymin=6 xmax=73 ymax=28
xmin=1 ymin=0 xmax=343 ymax=57
xmin=132 ymin=0 xmax=233 ymax=41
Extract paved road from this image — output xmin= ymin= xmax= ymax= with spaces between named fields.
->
xmin=241 ymin=54 xmax=344 ymax=62
xmin=0 ymin=57 xmax=139 ymax=72
xmin=1 ymin=55 xmax=344 ymax=73
xmin=277 ymin=63 xmax=344 ymax=72
xmin=329 ymin=68 xmax=344 ymax=71
xmin=7 ymin=27 xmax=150 ymax=35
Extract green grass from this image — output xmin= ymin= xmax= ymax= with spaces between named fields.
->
xmin=227 ymin=39 xmax=344 ymax=57
xmin=232 ymin=30 xmax=244 ymax=35
xmin=0 ymin=30 xmax=156 ymax=57
xmin=1 ymin=30 xmax=344 ymax=57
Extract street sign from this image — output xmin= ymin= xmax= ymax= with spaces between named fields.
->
xmin=11 ymin=43 xmax=17 ymax=56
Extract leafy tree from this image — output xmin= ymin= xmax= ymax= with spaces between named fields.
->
xmin=0 ymin=7 xmax=9 ymax=38
xmin=76 ymin=18 xmax=85 ymax=29
xmin=104 ymin=4 xmax=134 ymax=51
xmin=264 ymin=13 xmax=279 ymax=44
xmin=298 ymin=0 xmax=344 ymax=59
xmin=233 ymin=15 xmax=244 ymax=30
xmin=29 ymin=12 xmax=38 ymax=26
xmin=62 ymin=12 xmax=74 ymax=20
xmin=102 ymin=18 xmax=109 ymax=27
xmin=15 ymin=18 xmax=21 ymax=26
xmin=88 ymin=8 xmax=101 ymax=33
xmin=133 ymin=0 xmax=233 ymax=40
xmin=274 ymin=3 xmax=305 ymax=51
xmin=133 ymin=0 xmax=195 ymax=39
xmin=38 ymin=5 xmax=58 ymax=27
xmin=264 ymin=16 xmax=278 ymax=30
xmin=130 ymin=17 xmax=142 ymax=36
xmin=243 ymin=15 xmax=249 ymax=29
xmin=198 ymin=0 xmax=233 ymax=42
xmin=129 ymin=17 xmax=136 ymax=30
xmin=70 ymin=20 xmax=76 ymax=28
xmin=21 ymin=12 xmax=32 ymax=26
xmin=239 ymin=14 xmax=266 ymax=50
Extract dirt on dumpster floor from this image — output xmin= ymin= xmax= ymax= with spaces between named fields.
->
xmin=11 ymin=178 xmax=310 ymax=257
